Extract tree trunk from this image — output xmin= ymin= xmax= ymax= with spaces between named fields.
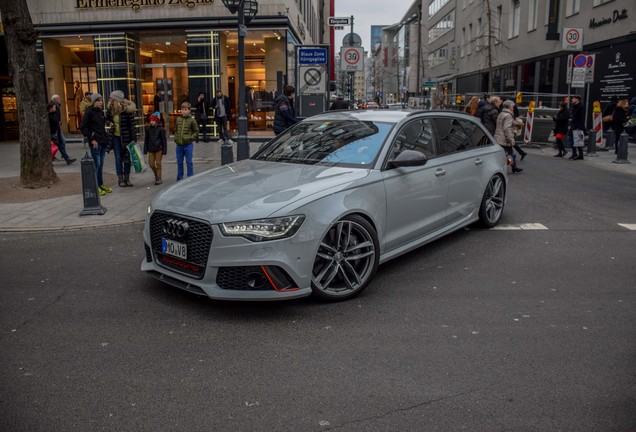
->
xmin=0 ymin=0 xmax=58 ymax=188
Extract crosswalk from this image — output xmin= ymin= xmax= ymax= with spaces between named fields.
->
xmin=490 ymin=223 xmax=636 ymax=231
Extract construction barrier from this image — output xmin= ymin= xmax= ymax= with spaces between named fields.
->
xmin=592 ymin=101 xmax=603 ymax=148
xmin=523 ymin=101 xmax=535 ymax=144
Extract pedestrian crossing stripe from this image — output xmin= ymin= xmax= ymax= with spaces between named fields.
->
xmin=618 ymin=224 xmax=636 ymax=230
xmin=491 ymin=223 xmax=548 ymax=230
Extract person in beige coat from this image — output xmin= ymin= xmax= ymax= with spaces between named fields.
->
xmin=494 ymin=100 xmax=523 ymax=173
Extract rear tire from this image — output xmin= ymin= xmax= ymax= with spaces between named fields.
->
xmin=478 ymin=175 xmax=505 ymax=228
xmin=311 ymin=215 xmax=379 ymax=301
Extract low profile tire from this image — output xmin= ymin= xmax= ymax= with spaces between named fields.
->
xmin=478 ymin=174 xmax=506 ymax=228
xmin=311 ymin=214 xmax=379 ymax=301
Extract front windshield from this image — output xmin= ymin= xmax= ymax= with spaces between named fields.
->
xmin=253 ymin=120 xmax=394 ymax=167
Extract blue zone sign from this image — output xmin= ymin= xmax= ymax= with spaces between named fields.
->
xmin=299 ymin=48 xmax=328 ymax=65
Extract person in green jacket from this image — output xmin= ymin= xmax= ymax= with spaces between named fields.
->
xmin=174 ymin=101 xmax=199 ymax=180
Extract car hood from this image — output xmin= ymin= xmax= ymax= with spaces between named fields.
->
xmin=152 ymin=160 xmax=370 ymax=222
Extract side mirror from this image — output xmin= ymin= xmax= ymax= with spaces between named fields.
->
xmin=390 ymin=149 xmax=428 ymax=168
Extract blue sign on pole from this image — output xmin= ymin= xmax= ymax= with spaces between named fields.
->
xmin=299 ymin=48 xmax=328 ymax=65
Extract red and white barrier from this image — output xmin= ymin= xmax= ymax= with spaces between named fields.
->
xmin=523 ymin=110 xmax=534 ymax=144
xmin=593 ymin=112 xmax=603 ymax=148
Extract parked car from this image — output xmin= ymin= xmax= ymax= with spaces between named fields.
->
xmin=386 ymin=103 xmax=407 ymax=110
xmin=142 ymin=110 xmax=508 ymax=302
xmin=365 ymin=101 xmax=379 ymax=109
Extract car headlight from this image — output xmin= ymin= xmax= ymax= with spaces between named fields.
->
xmin=220 ymin=215 xmax=305 ymax=242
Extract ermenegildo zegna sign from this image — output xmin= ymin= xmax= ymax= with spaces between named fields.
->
xmin=75 ymin=0 xmax=215 ymax=11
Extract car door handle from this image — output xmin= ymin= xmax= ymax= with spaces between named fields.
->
xmin=475 ymin=158 xmax=484 ymax=165
xmin=435 ymin=169 xmax=446 ymax=177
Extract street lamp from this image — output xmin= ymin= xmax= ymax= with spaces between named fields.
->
xmin=222 ymin=0 xmax=258 ymax=160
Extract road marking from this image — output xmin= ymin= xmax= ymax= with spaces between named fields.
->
xmin=618 ymin=224 xmax=636 ymax=230
xmin=492 ymin=223 xmax=549 ymax=230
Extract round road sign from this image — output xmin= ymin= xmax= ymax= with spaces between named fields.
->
xmin=565 ymin=28 xmax=581 ymax=46
xmin=344 ymin=48 xmax=361 ymax=65
xmin=304 ymin=68 xmax=322 ymax=86
xmin=573 ymin=54 xmax=586 ymax=68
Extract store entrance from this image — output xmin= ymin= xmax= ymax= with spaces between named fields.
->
xmin=140 ymin=63 xmax=188 ymax=136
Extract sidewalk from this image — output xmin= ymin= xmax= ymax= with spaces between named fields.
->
xmin=0 ymin=134 xmax=634 ymax=232
xmin=0 ymin=131 xmax=274 ymax=232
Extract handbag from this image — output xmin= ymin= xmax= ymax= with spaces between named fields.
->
xmin=548 ymin=131 xmax=556 ymax=143
xmin=127 ymin=141 xmax=146 ymax=173
xmin=51 ymin=140 xmax=59 ymax=159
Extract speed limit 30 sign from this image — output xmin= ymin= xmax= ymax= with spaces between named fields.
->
xmin=562 ymin=27 xmax=583 ymax=51
xmin=340 ymin=47 xmax=364 ymax=72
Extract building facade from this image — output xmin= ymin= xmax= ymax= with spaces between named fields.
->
xmin=372 ymin=0 xmax=636 ymax=116
xmin=0 ymin=0 xmax=332 ymax=140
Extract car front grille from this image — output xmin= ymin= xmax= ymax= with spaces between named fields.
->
xmin=149 ymin=211 xmax=213 ymax=279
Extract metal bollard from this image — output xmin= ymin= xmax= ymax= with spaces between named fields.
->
xmin=221 ymin=141 xmax=234 ymax=165
xmin=79 ymin=152 xmax=107 ymax=216
xmin=586 ymin=128 xmax=597 ymax=157
xmin=613 ymin=132 xmax=631 ymax=164
xmin=605 ymin=128 xmax=615 ymax=152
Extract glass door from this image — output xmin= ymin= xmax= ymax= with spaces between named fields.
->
xmin=140 ymin=63 xmax=188 ymax=136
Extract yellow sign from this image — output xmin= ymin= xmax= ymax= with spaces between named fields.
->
xmin=528 ymin=101 xmax=535 ymax=113
xmin=593 ymin=101 xmax=601 ymax=113
xmin=516 ymin=92 xmax=522 ymax=104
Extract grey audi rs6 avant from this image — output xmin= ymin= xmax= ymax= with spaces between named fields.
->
xmin=142 ymin=110 xmax=508 ymax=301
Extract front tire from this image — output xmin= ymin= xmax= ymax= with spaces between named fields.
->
xmin=478 ymin=175 xmax=505 ymax=228
xmin=311 ymin=215 xmax=379 ymax=301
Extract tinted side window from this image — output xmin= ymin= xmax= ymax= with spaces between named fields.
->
xmin=431 ymin=117 xmax=472 ymax=155
xmin=457 ymin=119 xmax=492 ymax=148
xmin=391 ymin=119 xmax=436 ymax=160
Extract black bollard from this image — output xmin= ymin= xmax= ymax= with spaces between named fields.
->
xmin=79 ymin=152 xmax=107 ymax=216
xmin=221 ymin=141 xmax=234 ymax=165
xmin=613 ymin=132 xmax=631 ymax=164
xmin=586 ymin=129 xmax=597 ymax=157
xmin=605 ymin=128 xmax=615 ymax=152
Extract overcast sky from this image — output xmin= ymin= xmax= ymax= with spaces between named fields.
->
xmin=333 ymin=0 xmax=410 ymax=51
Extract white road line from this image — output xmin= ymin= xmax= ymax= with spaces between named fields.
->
xmin=618 ymin=224 xmax=636 ymax=230
xmin=492 ymin=223 xmax=549 ymax=230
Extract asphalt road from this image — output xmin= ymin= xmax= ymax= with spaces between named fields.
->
xmin=1 ymin=154 xmax=635 ymax=431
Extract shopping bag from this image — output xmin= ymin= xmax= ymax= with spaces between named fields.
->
xmin=547 ymin=131 xmax=556 ymax=143
xmin=127 ymin=141 xmax=146 ymax=173
xmin=51 ymin=140 xmax=59 ymax=160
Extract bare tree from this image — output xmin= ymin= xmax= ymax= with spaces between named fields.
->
xmin=1 ymin=0 xmax=57 ymax=187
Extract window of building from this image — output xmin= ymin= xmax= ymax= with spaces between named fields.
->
xmin=461 ymin=28 xmax=466 ymax=57
xmin=566 ymin=0 xmax=580 ymax=16
xmin=510 ymin=0 xmax=520 ymax=38
xmin=496 ymin=5 xmax=503 ymax=44
xmin=476 ymin=18 xmax=482 ymax=51
xmin=429 ymin=0 xmax=451 ymax=18
xmin=593 ymin=0 xmax=614 ymax=5
xmin=528 ymin=0 xmax=538 ymax=31
xmin=428 ymin=45 xmax=448 ymax=68
xmin=468 ymin=23 xmax=473 ymax=55
xmin=429 ymin=10 xmax=455 ymax=43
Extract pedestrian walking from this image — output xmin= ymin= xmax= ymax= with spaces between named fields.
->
xmin=481 ymin=96 xmax=501 ymax=135
xmin=174 ymin=101 xmax=199 ymax=181
xmin=210 ymin=89 xmax=232 ymax=144
xmin=273 ymin=85 xmax=299 ymax=135
xmin=80 ymin=93 xmax=113 ymax=196
xmin=107 ymin=90 xmax=137 ymax=187
xmin=552 ymin=102 xmax=569 ymax=157
xmin=144 ymin=112 xmax=167 ymax=185
xmin=193 ymin=91 xmax=211 ymax=143
xmin=494 ymin=100 xmax=523 ymax=173
xmin=612 ymin=99 xmax=629 ymax=153
xmin=49 ymin=94 xmax=76 ymax=165
xmin=569 ymin=95 xmax=586 ymax=160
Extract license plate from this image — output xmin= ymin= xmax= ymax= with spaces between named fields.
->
xmin=162 ymin=238 xmax=187 ymax=260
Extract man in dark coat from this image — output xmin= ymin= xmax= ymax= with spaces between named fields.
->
xmin=569 ymin=94 xmax=586 ymax=160
xmin=273 ymin=85 xmax=299 ymax=135
xmin=330 ymin=96 xmax=349 ymax=110
xmin=210 ymin=89 xmax=232 ymax=143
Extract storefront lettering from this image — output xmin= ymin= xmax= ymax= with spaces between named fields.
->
xmin=75 ymin=0 xmax=214 ymax=12
xmin=589 ymin=9 xmax=628 ymax=29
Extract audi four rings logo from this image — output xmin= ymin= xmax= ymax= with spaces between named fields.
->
xmin=163 ymin=218 xmax=189 ymax=239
